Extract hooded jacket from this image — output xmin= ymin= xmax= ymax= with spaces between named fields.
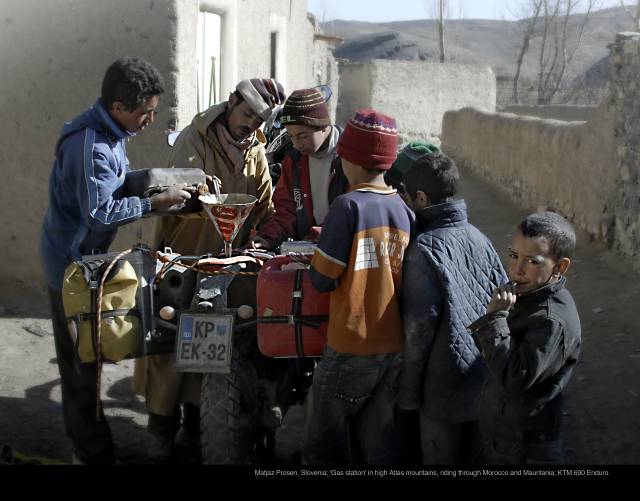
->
xmin=40 ymin=99 xmax=152 ymax=289
xmin=152 ymin=102 xmax=274 ymax=255
xmin=398 ymin=199 xmax=508 ymax=422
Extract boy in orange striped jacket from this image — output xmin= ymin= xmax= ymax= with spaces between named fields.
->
xmin=304 ymin=109 xmax=415 ymax=464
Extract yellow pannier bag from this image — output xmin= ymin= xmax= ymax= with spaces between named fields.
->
xmin=62 ymin=259 xmax=141 ymax=363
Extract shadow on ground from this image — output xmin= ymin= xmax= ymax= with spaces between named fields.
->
xmin=1 ymin=165 xmax=638 ymax=465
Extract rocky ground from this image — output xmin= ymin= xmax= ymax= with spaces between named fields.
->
xmin=1 ymin=164 xmax=638 ymax=465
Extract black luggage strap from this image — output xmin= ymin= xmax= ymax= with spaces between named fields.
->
xmin=89 ymin=271 xmax=100 ymax=361
xmin=255 ymin=268 xmax=328 ymax=358
xmin=67 ymin=309 xmax=141 ymax=356
xmin=292 ymin=269 xmax=304 ymax=358
xmin=70 ymin=260 xmax=140 ymax=360
xmin=289 ymin=150 xmax=311 ymax=241
xmin=255 ymin=315 xmax=328 ymax=328
xmin=74 ymin=261 xmax=103 ymax=359
xmin=66 ymin=248 xmax=140 ymax=420
xmin=68 ymin=308 xmax=141 ymax=323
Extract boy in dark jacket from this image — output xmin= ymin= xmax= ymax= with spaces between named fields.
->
xmin=384 ymin=140 xmax=441 ymax=203
xmin=397 ymin=152 xmax=507 ymax=464
xmin=469 ymin=212 xmax=581 ymax=464
xmin=304 ymin=109 xmax=415 ymax=464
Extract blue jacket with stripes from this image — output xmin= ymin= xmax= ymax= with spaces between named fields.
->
xmin=40 ymin=99 xmax=152 ymax=289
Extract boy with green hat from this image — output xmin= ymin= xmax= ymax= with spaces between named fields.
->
xmin=386 ymin=141 xmax=441 ymax=202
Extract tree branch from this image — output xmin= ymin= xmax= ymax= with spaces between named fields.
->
xmin=619 ymin=0 xmax=640 ymax=30
xmin=513 ymin=0 xmax=543 ymax=103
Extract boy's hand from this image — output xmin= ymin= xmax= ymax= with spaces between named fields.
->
xmin=150 ymin=183 xmax=194 ymax=211
xmin=248 ymin=235 xmax=274 ymax=251
xmin=486 ymin=283 xmax=517 ymax=314
xmin=306 ymin=226 xmax=322 ymax=242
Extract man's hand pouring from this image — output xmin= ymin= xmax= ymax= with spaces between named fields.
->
xmin=205 ymin=174 xmax=222 ymax=195
xmin=150 ymin=183 xmax=195 ymax=211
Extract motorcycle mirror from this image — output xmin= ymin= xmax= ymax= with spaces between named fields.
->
xmin=264 ymin=104 xmax=284 ymax=130
xmin=314 ymin=85 xmax=332 ymax=103
xmin=167 ymin=131 xmax=181 ymax=147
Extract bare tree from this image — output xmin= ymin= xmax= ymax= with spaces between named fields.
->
xmin=317 ymin=0 xmax=335 ymax=24
xmin=514 ymin=0 xmax=599 ymax=105
xmin=620 ymin=0 xmax=640 ymax=30
xmin=513 ymin=1 xmax=543 ymax=103
xmin=437 ymin=0 xmax=447 ymax=62
xmin=426 ymin=0 xmax=449 ymax=62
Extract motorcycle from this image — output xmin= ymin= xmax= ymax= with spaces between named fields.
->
xmin=149 ymin=244 xmax=327 ymax=464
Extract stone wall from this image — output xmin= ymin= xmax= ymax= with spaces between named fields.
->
xmin=306 ymin=15 xmax=340 ymax=122
xmin=496 ymin=77 xmax=607 ymax=109
xmin=442 ymin=32 xmax=640 ymax=271
xmin=502 ymin=105 xmax=597 ymax=122
xmin=337 ymin=60 xmax=496 ymax=145
xmin=609 ymin=32 xmax=640 ymax=268
xmin=442 ymin=105 xmax=617 ymax=242
xmin=0 ymin=0 xmax=179 ymax=302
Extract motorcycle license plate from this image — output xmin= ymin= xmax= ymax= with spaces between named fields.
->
xmin=174 ymin=314 xmax=233 ymax=373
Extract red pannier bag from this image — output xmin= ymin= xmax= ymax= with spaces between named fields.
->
xmin=256 ymin=255 xmax=330 ymax=357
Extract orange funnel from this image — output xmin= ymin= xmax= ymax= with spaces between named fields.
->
xmin=199 ymin=193 xmax=257 ymax=257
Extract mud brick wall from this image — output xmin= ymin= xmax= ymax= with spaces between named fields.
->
xmin=443 ymin=32 xmax=640 ymax=271
xmin=609 ymin=32 xmax=640 ymax=269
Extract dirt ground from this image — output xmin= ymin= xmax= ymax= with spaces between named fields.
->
xmin=1 ymin=164 xmax=639 ymax=465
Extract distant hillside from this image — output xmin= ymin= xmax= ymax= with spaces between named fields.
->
xmin=321 ymin=5 xmax=635 ymax=85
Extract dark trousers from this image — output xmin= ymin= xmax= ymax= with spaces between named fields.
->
xmin=148 ymin=403 xmax=200 ymax=438
xmin=303 ymin=346 xmax=403 ymax=465
xmin=48 ymin=287 xmax=114 ymax=464
xmin=396 ymin=408 xmax=423 ymax=465
xmin=419 ymin=414 xmax=481 ymax=465
xmin=475 ymin=429 xmax=565 ymax=465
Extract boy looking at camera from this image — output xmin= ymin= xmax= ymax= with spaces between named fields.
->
xmin=470 ymin=211 xmax=581 ymax=464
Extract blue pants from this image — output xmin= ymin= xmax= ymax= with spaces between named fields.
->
xmin=303 ymin=345 xmax=403 ymax=465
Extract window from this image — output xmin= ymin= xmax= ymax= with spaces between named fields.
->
xmin=270 ymin=32 xmax=278 ymax=79
xmin=197 ymin=11 xmax=222 ymax=112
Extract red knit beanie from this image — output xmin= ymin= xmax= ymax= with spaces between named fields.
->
xmin=280 ymin=88 xmax=331 ymax=128
xmin=337 ymin=109 xmax=398 ymax=170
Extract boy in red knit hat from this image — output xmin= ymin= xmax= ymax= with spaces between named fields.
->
xmin=251 ymin=86 xmax=348 ymax=250
xmin=304 ymin=109 xmax=415 ymax=464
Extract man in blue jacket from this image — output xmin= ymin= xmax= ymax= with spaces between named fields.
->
xmin=397 ymin=151 xmax=508 ymax=464
xmin=40 ymin=57 xmax=190 ymax=464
